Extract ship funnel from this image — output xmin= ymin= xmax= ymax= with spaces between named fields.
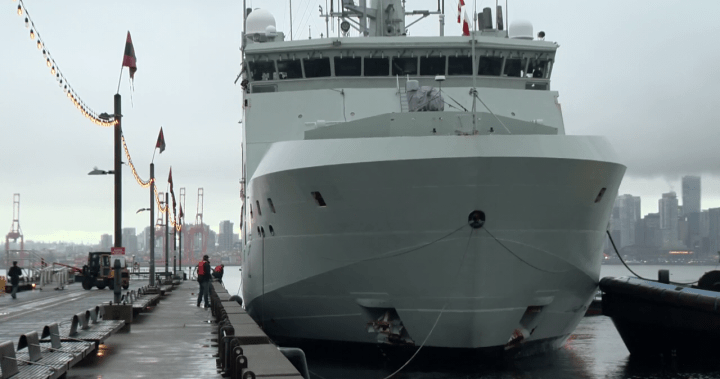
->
xmin=481 ymin=7 xmax=493 ymax=30
xmin=496 ymin=6 xmax=504 ymax=30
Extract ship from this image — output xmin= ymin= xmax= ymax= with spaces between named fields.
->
xmin=240 ymin=0 xmax=625 ymax=355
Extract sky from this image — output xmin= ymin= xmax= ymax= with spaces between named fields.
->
xmin=1 ymin=0 xmax=720 ymax=244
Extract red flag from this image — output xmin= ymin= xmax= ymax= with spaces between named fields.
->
xmin=156 ymin=127 xmax=166 ymax=153
xmin=122 ymin=31 xmax=137 ymax=79
xmin=457 ymin=0 xmax=465 ymax=23
xmin=462 ymin=11 xmax=471 ymax=36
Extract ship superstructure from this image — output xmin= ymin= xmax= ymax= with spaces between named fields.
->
xmin=239 ymin=1 xmax=625 ymax=353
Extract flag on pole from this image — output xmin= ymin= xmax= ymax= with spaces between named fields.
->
xmin=156 ymin=127 xmax=166 ymax=153
xmin=463 ymin=11 xmax=471 ymax=36
xmin=457 ymin=0 xmax=465 ymax=23
xmin=122 ymin=31 xmax=137 ymax=79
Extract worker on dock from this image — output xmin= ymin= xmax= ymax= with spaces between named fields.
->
xmin=196 ymin=255 xmax=211 ymax=308
xmin=213 ymin=264 xmax=224 ymax=282
xmin=8 ymin=261 xmax=22 ymax=299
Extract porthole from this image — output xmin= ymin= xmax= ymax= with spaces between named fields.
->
xmin=269 ymin=225 xmax=275 ymax=236
xmin=268 ymin=198 xmax=276 ymax=213
xmin=257 ymin=226 xmax=261 ymax=235
xmin=311 ymin=191 xmax=327 ymax=207
xmin=260 ymin=226 xmax=265 ymax=237
xmin=468 ymin=210 xmax=486 ymax=229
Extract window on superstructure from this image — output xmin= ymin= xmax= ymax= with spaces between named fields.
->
xmin=392 ymin=57 xmax=418 ymax=76
xmin=256 ymin=200 xmax=262 ymax=216
xmin=478 ymin=56 xmax=504 ymax=76
xmin=503 ymin=58 xmax=523 ymax=77
xmin=420 ymin=56 xmax=446 ymax=76
xmin=268 ymin=198 xmax=276 ymax=213
xmin=448 ymin=56 xmax=473 ymax=75
xmin=249 ymin=61 xmax=276 ymax=81
xmin=364 ymin=57 xmax=390 ymax=76
xmin=334 ymin=57 xmax=362 ymax=76
xmin=303 ymin=58 xmax=331 ymax=78
xmin=527 ymin=59 xmax=549 ymax=79
xmin=277 ymin=60 xmax=303 ymax=79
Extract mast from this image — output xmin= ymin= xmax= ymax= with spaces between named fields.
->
xmin=290 ymin=0 xmax=294 ymax=41
xmin=471 ymin=1 xmax=477 ymax=133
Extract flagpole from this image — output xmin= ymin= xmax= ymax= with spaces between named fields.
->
xmin=116 ymin=67 xmax=124 ymax=94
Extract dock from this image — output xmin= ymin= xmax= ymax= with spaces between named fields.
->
xmin=0 ymin=278 xmax=304 ymax=379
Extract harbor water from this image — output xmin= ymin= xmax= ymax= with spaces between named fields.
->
xmin=220 ymin=264 xmax=720 ymax=379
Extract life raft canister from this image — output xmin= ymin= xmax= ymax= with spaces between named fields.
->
xmin=198 ymin=261 xmax=206 ymax=276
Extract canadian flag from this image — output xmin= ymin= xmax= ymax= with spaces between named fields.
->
xmin=457 ymin=0 xmax=465 ymax=23
xmin=462 ymin=10 xmax=471 ymax=36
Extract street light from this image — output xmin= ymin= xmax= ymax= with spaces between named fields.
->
xmin=88 ymin=167 xmax=115 ymax=175
xmin=136 ymin=208 xmax=151 ymax=214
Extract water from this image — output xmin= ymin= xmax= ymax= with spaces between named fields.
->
xmin=191 ymin=265 xmax=720 ymax=378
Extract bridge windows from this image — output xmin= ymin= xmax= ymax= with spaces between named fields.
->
xmin=392 ymin=57 xmax=418 ymax=76
xmin=334 ymin=57 xmax=362 ymax=76
xmin=303 ymin=57 xmax=331 ymax=78
xmin=277 ymin=59 xmax=303 ymax=79
xmin=420 ymin=56 xmax=446 ymax=76
xmin=503 ymin=58 xmax=523 ymax=77
xmin=448 ymin=56 xmax=473 ymax=75
xmin=249 ymin=61 xmax=276 ymax=81
xmin=478 ymin=56 xmax=504 ymax=76
xmin=364 ymin=57 xmax=390 ymax=76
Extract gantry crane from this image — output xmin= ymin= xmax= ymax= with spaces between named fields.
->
xmin=187 ymin=188 xmax=208 ymax=265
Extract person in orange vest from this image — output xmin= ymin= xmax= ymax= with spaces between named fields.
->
xmin=196 ymin=255 xmax=211 ymax=308
xmin=212 ymin=264 xmax=224 ymax=282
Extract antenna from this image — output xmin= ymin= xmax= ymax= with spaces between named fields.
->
xmin=290 ymin=0 xmax=294 ymax=41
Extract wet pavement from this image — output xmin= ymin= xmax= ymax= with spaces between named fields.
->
xmin=1 ymin=278 xmax=222 ymax=378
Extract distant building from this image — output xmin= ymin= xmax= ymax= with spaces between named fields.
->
xmin=100 ymin=234 xmax=112 ymax=251
xmin=708 ymin=208 xmax=720 ymax=257
xmin=682 ymin=175 xmax=701 ymax=215
xmin=218 ymin=221 xmax=234 ymax=252
xmin=614 ymin=194 xmax=641 ymax=248
xmin=122 ymin=228 xmax=138 ymax=254
xmin=659 ymin=192 xmax=680 ymax=248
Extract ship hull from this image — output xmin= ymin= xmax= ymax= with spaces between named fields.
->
xmin=242 ymin=135 xmax=625 ymax=351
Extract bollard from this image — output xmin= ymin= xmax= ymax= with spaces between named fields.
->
xmin=113 ymin=258 xmax=122 ymax=304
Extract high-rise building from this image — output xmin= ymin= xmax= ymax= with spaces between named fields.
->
xmin=122 ymin=228 xmax=138 ymax=254
xmin=218 ymin=221 xmax=234 ymax=252
xmin=614 ymin=194 xmax=641 ymax=248
xmin=659 ymin=192 xmax=679 ymax=247
xmin=100 ymin=234 xmax=112 ymax=251
xmin=682 ymin=175 xmax=701 ymax=215
xmin=707 ymin=208 xmax=720 ymax=257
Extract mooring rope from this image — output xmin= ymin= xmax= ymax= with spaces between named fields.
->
xmin=607 ymin=230 xmax=698 ymax=285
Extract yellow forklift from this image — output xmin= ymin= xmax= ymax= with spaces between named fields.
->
xmin=78 ymin=252 xmax=130 ymax=290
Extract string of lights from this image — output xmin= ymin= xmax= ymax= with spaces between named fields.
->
xmin=14 ymin=0 xmax=117 ymax=127
xmin=13 ymin=0 xmax=187 ymax=233
xmin=121 ymin=134 xmax=151 ymax=188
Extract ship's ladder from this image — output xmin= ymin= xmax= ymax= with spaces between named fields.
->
xmin=396 ymin=76 xmax=409 ymax=112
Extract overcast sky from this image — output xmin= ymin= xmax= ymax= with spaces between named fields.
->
xmin=2 ymin=0 xmax=720 ymax=244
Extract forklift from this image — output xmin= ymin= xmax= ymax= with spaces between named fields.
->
xmin=78 ymin=252 xmax=130 ymax=290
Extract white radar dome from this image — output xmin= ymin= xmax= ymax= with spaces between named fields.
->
xmin=509 ymin=20 xmax=534 ymax=40
xmin=246 ymin=9 xmax=276 ymax=35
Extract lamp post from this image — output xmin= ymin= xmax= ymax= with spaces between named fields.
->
xmin=93 ymin=94 xmax=123 ymax=250
xmin=136 ymin=207 xmax=154 ymax=286
xmin=88 ymin=166 xmax=118 ymax=251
